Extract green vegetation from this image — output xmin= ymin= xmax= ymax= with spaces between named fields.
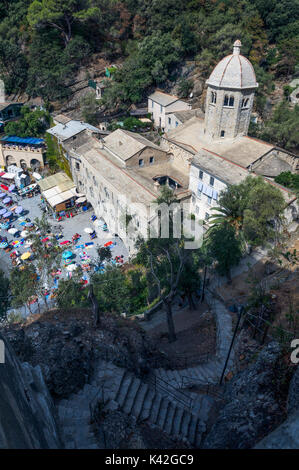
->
xmin=0 ymin=270 xmax=10 ymax=321
xmin=5 ymin=106 xmax=50 ymax=137
xmin=108 ymin=117 xmax=151 ymax=132
xmin=275 ymin=171 xmax=299 ymax=196
xmin=80 ymin=92 xmax=98 ymax=126
xmin=210 ymin=176 xmax=286 ymax=247
xmin=250 ymin=102 xmax=299 ymax=152
xmin=0 ymin=0 xmax=297 ymax=114
xmin=45 ymin=131 xmax=71 ymax=176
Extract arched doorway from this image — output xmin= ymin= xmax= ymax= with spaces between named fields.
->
xmin=5 ymin=155 xmax=17 ymax=167
xmin=30 ymin=158 xmax=41 ymax=171
xmin=20 ymin=159 xmax=28 ymax=170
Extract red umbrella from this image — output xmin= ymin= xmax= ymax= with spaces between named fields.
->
xmin=104 ymin=241 xmax=113 ymax=247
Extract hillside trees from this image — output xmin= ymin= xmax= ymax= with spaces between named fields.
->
xmin=0 ymin=270 xmax=10 ymax=321
xmin=27 ymin=0 xmax=101 ymax=46
xmin=5 ymin=106 xmax=50 ymax=137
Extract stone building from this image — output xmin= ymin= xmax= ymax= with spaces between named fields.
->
xmin=64 ymin=129 xmax=190 ymax=253
xmin=160 ymin=40 xmax=298 ymax=221
xmin=148 ymin=90 xmax=191 ymax=131
xmin=0 ymin=135 xmax=46 ymax=170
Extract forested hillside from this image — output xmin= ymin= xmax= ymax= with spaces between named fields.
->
xmin=0 ymin=0 xmax=298 ymax=148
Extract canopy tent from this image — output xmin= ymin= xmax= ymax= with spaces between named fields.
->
xmin=3 ymin=197 xmax=11 ymax=204
xmin=62 ymin=251 xmax=73 ymax=259
xmin=20 ymin=230 xmax=29 ymax=238
xmin=76 ymin=196 xmax=87 ymax=204
xmin=0 ymin=208 xmax=6 ymax=215
xmin=0 ymin=192 xmax=6 ymax=198
xmin=8 ymin=184 xmax=15 ymax=192
xmin=15 ymin=206 xmax=23 ymax=214
xmin=3 ymin=211 xmax=12 ymax=218
xmin=1 ymin=135 xmax=44 ymax=145
xmin=8 ymin=228 xmax=18 ymax=235
xmin=21 ymin=252 xmax=32 ymax=260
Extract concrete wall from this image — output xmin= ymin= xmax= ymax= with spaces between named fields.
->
xmin=204 ymin=86 xmax=255 ymax=139
xmin=161 ymin=138 xmax=194 ymax=172
xmin=0 ymin=144 xmax=44 ymax=169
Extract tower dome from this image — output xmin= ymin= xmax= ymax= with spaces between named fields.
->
xmin=206 ymin=40 xmax=258 ymax=90
xmin=204 ymin=40 xmax=258 ymax=140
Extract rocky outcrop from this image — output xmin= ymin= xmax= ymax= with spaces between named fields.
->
xmin=203 ymin=342 xmax=288 ymax=449
xmin=0 ymin=333 xmax=62 ymax=449
xmin=2 ymin=309 xmax=166 ymax=399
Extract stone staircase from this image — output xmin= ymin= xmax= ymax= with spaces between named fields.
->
xmin=57 ymin=361 xmax=216 ymax=449
xmin=58 ymin=383 xmax=103 ymax=449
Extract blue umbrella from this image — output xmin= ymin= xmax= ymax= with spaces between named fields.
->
xmin=62 ymin=251 xmax=73 ymax=259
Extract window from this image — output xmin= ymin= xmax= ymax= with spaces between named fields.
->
xmin=220 ymin=130 xmax=225 ymax=137
xmin=160 ymin=105 xmax=163 ymax=113
xmin=152 ymin=100 xmax=154 ymax=108
xmin=139 ymin=159 xmax=144 ymax=167
xmin=168 ymin=117 xmax=171 ymax=125
xmin=175 ymin=121 xmax=179 ymax=127
xmin=199 ymin=170 xmax=203 ymax=180
xmin=211 ymin=91 xmax=217 ymax=104
xmin=75 ymin=162 xmax=80 ymax=171
xmin=224 ymin=95 xmax=234 ymax=107
xmin=207 ymin=196 xmax=212 ymax=205
xmin=196 ymin=206 xmax=199 ymax=214
xmin=205 ymin=212 xmax=209 ymax=221
xmin=210 ymin=176 xmax=214 ymax=187
xmin=149 ymin=156 xmax=154 ymax=165
xmin=242 ymin=98 xmax=249 ymax=108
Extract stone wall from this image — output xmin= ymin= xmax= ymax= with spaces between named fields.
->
xmin=0 ymin=333 xmax=62 ymax=449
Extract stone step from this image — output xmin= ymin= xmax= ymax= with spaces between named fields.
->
xmin=187 ymin=415 xmax=198 ymax=445
xmin=157 ymin=397 xmax=170 ymax=430
xmin=149 ymin=393 xmax=163 ymax=425
xmin=172 ymin=406 xmax=185 ymax=437
xmin=140 ymin=388 xmax=156 ymax=421
xmin=164 ymin=403 xmax=176 ymax=435
xmin=123 ymin=378 xmax=142 ymax=415
xmin=115 ymin=372 xmax=133 ymax=408
xmin=132 ymin=383 xmax=149 ymax=421
xmin=180 ymin=410 xmax=192 ymax=438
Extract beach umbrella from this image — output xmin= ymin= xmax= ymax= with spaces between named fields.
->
xmin=62 ymin=250 xmax=73 ymax=259
xmin=25 ymin=222 xmax=33 ymax=227
xmin=21 ymin=230 xmax=29 ymax=238
xmin=3 ymin=197 xmax=11 ymax=204
xmin=25 ymin=240 xmax=33 ymax=247
xmin=104 ymin=241 xmax=113 ymax=247
xmin=3 ymin=211 xmax=12 ymax=217
xmin=0 ymin=208 xmax=6 ymax=215
xmin=15 ymin=206 xmax=23 ymax=215
xmin=0 ymin=192 xmax=6 ymax=198
xmin=66 ymin=263 xmax=78 ymax=271
xmin=8 ymin=184 xmax=15 ymax=192
xmin=84 ymin=227 xmax=93 ymax=234
xmin=0 ymin=242 xmax=8 ymax=248
xmin=21 ymin=252 xmax=32 ymax=260
xmin=8 ymin=228 xmax=18 ymax=235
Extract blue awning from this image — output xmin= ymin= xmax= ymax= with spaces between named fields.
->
xmin=1 ymin=135 xmax=44 ymax=145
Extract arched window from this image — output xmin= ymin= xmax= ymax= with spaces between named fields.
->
xmin=241 ymin=98 xmax=249 ymax=108
xmin=229 ymin=96 xmax=234 ymax=107
xmin=211 ymin=91 xmax=217 ymax=104
xmin=224 ymin=95 xmax=229 ymax=106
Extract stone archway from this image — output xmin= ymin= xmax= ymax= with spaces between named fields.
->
xmin=30 ymin=158 xmax=41 ymax=171
xmin=20 ymin=159 xmax=28 ymax=170
xmin=5 ymin=155 xmax=17 ymax=167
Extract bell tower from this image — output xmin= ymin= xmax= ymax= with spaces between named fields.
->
xmin=204 ymin=40 xmax=258 ymax=140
